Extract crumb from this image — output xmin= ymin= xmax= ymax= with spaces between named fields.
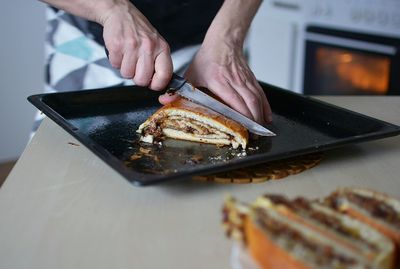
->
xmin=140 ymin=134 xmax=154 ymax=144
xmin=231 ymin=141 xmax=239 ymax=149
xmin=130 ymin=154 xmax=142 ymax=161
xmin=235 ymin=150 xmax=247 ymax=157
xmin=68 ymin=142 xmax=80 ymax=146
xmin=185 ymin=155 xmax=204 ymax=165
xmin=139 ymin=147 xmax=151 ymax=154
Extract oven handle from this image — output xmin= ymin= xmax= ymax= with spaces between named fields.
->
xmin=306 ymin=32 xmax=397 ymax=55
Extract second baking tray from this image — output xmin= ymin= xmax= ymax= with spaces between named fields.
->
xmin=28 ymin=82 xmax=400 ymax=186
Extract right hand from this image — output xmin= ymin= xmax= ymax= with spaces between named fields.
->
xmin=100 ymin=1 xmax=173 ymax=90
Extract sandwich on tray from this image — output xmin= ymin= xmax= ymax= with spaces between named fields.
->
xmin=137 ymin=98 xmax=248 ymax=149
xmin=223 ymin=187 xmax=400 ymax=269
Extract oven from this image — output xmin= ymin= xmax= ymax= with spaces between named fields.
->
xmin=303 ymin=26 xmax=400 ymax=95
xmin=248 ymin=0 xmax=400 ymax=95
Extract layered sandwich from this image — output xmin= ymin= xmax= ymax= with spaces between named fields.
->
xmin=223 ymin=188 xmax=400 ymax=269
xmin=137 ymin=98 xmax=248 ymax=149
xmin=325 ymin=187 xmax=400 ymax=263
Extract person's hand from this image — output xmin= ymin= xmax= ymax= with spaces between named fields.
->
xmin=159 ymin=0 xmax=271 ymax=124
xmin=101 ymin=1 xmax=173 ymax=90
xmin=160 ymin=41 xmax=272 ymax=124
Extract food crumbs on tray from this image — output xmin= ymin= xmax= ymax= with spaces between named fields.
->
xmin=236 ymin=151 xmax=247 ymax=157
xmin=130 ymin=154 xmax=142 ymax=161
xmin=185 ymin=155 xmax=204 ymax=165
xmin=139 ymin=147 xmax=151 ymax=154
xmin=68 ymin=142 xmax=80 ymax=146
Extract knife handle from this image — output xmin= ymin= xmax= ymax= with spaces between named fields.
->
xmin=166 ymin=73 xmax=187 ymax=91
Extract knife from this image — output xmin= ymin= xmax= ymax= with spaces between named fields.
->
xmin=104 ymin=48 xmax=274 ymax=136
xmin=166 ymin=73 xmax=276 ymax=136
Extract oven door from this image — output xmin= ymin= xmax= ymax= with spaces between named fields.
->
xmin=303 ymin=26 xmax=400 ymax=95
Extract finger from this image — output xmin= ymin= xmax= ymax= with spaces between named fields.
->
xmin=149 ymin=51 xmax=173 ymax=91
xmin=209 ymin=80 xmax=254 ymax=120
xmin=159 ymin=92 xmax=180 ymax=104
xmin=233 ymin=83 xmax=264 ymax=124
xmin=120 ymin=50 xmax=137 ymax=79
xmin=248 ymin=79 xmax=272 ymax=123
xmin=108 ymin=49 xmax=123 ymax=69
xmin=134 ymin=53 xmax=154 ymax=87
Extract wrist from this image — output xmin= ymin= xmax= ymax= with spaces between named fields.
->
xmin=202 ymin=0 xmax=261 ymax=49
xmin=94 ymin=0 xmax=132 ymax=25
xmin=203 ymin=25 xmax=246 ymax=49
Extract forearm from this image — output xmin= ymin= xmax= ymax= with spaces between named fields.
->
xmin=38 ymin=0 xmax=131 ymax=25
xmin=204 ymin=0 xmax=262 ymax=47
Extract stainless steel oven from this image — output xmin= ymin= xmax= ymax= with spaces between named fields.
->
xmin=303 ymin=26 xmax=400 ymax=95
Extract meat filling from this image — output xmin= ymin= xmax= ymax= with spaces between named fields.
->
xmin=344 ymin=193 xmax=400 ymax=229
xmin=143 ymin=116 xmax=233 ymax=140
xmin=264 ymin=195 xmax=378 ymax=251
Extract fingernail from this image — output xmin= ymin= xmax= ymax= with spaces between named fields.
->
xmin=267 ymin=115 xmax=273 ymax=123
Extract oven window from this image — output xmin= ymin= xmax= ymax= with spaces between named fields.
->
xmin=312 ymin=47 xmax=391 ymax=95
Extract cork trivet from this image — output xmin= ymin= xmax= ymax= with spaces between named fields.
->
xmin=192 ymin=152 xmax=323 ymax=184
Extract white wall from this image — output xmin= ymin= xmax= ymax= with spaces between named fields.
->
xmin=0 ymin=1 xmax=46 ymax=162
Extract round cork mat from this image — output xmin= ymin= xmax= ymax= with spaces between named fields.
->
xmin=192 ymin=152 xmax=323 ymax=184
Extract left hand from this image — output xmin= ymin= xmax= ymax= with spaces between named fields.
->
xmin=159 ymin=41 xmax=272 ymax=124
xmin=159 ymin=0 xmax=270 ymax=125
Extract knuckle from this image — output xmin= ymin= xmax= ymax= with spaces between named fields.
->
xmin=247 ymin=93 xmax=259 ymax=105
xmin=125 ymin=37 xmax=138 ymax=49
xmin=109 ymin=39 xmax=123 ymax=52
xmin=141 ymin=37 xmax=156 ymax=53
xmin=159 ymin=41 xmax=170 ymax=53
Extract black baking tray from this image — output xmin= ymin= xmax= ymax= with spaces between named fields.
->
xmin=28 ymin=82 xmax=400 ymax=186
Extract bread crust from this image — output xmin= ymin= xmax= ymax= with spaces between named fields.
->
xmin=155 ymin=98 xmax=247 ymax=139
xmin=245 ymin=217 xmax=310 ymax=269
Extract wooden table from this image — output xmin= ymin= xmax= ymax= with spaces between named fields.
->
xmin=1 ymin=96 xmax=399 ymax=269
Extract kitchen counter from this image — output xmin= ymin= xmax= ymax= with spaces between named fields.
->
xmin=1 ymin=96 xmax=399 ymax=269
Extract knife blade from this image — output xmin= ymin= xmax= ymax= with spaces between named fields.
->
xmin=166 ymin=74 xmax=276 ymax=136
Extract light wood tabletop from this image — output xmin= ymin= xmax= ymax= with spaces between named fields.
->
xmin=0 ymin=96 xmax=399 ymax=269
